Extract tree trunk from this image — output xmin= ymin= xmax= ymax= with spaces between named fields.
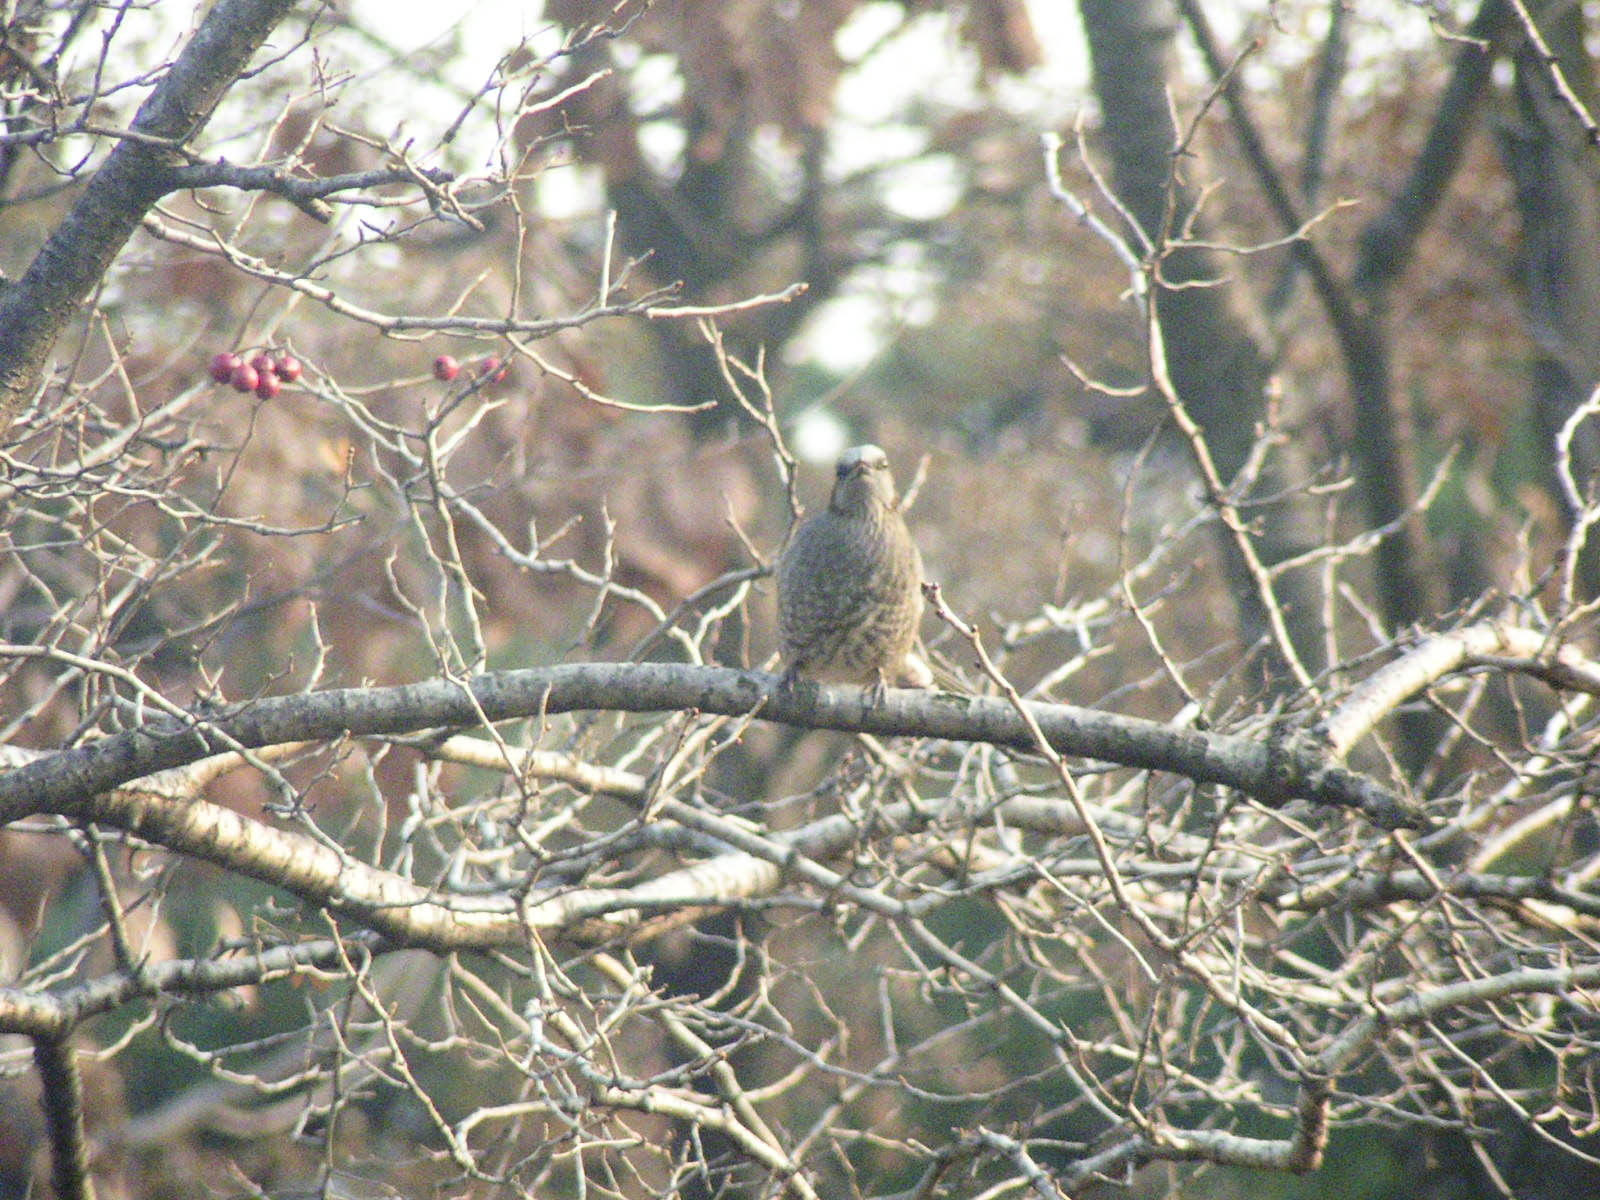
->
xmin=1076 ymin=0 xmax=1329 ymax=684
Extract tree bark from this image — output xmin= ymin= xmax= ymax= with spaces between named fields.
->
xmin=1499 ymin=1 xmax=1600 ymax=597
xmin=1076 ymin=0 xmax=1331 ymax=682
xmin=0 ymin=0 xmax=300 ymax=438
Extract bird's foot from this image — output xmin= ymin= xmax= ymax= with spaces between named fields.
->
xmin=866 ymin=671 xmax=890 ymax=709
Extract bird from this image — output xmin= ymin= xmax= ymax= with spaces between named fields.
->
xmin=775 ymin=444 xmax=930 ymax=697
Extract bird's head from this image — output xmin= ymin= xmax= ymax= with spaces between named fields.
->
xmin=829 ymin=444 xmax=898 ymax=518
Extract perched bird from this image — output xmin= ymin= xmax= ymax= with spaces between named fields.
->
xmin=776 ymin=444 xmax=929 ymax=695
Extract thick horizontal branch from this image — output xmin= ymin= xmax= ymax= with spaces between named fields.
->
xmin=0 ymin=936 xmax=372 ymax=1039
xmin=0 ymin=662 xmax=1420 ymax=828
xmin=166 ymin=161 xmax=454 ymax=199
xmin=1318 ymin=621 xmax=1600 ymax=754
xmin=165 ymin=161 xmax=457 ymax=222
xmin=1316 ymin=959 xmax=1600 ymax=1076
xmin=1276 ymin=865 xmax=1600 ymax=920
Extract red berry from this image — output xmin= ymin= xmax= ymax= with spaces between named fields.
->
xmin=433 ymin=354 xmax=459 ymax=382
xmin=479 ymin=355 xmax=508 ymax=383
xmin=275 ymin=354 xmax=302 ymax=382
xmin=229 ymin=362 xmax=259 ymax=393
xmin=209 ymin=352 xmax=240 ymax=383
xmin=254 ymin=372 xmax=281 ymax=400
xmin=248 ymin=352 xmax=276 ymax=378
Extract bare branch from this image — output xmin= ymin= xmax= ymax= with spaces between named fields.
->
xmin=0 ymin=0 xmax=301 ymax=433
xmin=0 ymin=661 xmax=1424 ymax=830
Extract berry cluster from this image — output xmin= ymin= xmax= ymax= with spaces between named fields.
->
xmin=209 ymin=350 xmax=302 ymax=400
xmin=433 ymin=354 xmax=509 ymax=384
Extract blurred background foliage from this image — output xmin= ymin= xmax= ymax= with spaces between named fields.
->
xmin=3 ymin=1 xmax=1599 ymax=1197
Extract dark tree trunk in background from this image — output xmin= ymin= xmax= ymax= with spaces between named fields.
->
xmin=1501 ymin=2 xmax=1600 ymax=598
xmin=552 ymin=37 xmax=835 ymax=437
xmin=1075 ymin=0 xmax=1329 ymax=684
xmin=1078 ymin=0 xmax=1272 ymax=475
